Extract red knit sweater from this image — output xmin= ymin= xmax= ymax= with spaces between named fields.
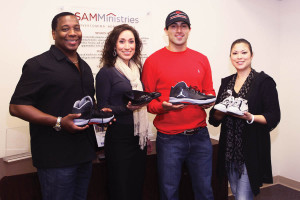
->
xmin=142 ymin=47 xmax=215 ymax=134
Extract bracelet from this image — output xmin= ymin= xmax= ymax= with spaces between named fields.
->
xmin=246 ymin=114 xmax=254 ymax=124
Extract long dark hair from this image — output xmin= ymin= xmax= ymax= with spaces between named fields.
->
xmin=100 ymin=24 xmax=143 ymax=67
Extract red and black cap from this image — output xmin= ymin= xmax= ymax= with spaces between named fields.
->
xmin=165 ymin=10 xmax=191 ymax=29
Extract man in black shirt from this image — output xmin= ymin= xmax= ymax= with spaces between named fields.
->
xmin=9 ymin=12 xmax=96 ymax=200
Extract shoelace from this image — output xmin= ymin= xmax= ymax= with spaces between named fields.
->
xmin=222 ymin=96 xmax=233 ymax=104
xmin=188 ymin=86 xmax=204 ymax=95
xmin=139 ymin=94 xmax=151 ymax=100
xmin=222 ymin=99 xmax=231 ymax=105
xmin=232 ymin=98 xmax=242 ymax=107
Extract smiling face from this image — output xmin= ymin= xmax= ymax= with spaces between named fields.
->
xmin=165 ymin=21 xmax=191 ymax=52
xmin=52 ymin=15 xmax=82 ymax=56
xmin=115 ymin=30 xmax=136 ymax=65
xmin=230 ymin=42 xmax=253 ymax=72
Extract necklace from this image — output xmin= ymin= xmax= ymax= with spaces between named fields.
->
xmin=72 ymin=60 xmax=79 ymax=64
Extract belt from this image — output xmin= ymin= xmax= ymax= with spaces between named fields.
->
xmin=181 ymin=127 xmax=203 ymax=135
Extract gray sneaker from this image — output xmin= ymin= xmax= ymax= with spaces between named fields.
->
xmin=72 ymin=96 xmax=114 ymax=126
xmin=72 ymin=96 xmax=93 ymax=126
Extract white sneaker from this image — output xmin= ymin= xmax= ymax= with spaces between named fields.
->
xmin=227 ymin=97 xmax=248 ymax=116
xmin=214 ymin=95 xmax=235 ymax=113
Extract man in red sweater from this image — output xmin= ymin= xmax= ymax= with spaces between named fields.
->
xmin=142 ymin=10 xmax=215 ymax=200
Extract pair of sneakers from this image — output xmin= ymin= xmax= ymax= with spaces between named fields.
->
xmin=169 ymin=81 xmax=216 ymax=105
xmin=214 ymin=90 xmax=248 ymax=116
xmin=72 ymin=96 xmax=114 ymax=126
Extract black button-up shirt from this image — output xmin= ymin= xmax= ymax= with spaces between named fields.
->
xmin=10 ymin=45 xmax=96 ymax=168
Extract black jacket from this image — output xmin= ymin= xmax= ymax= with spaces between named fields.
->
xmin=209 ymin=71 xmax=280 ymax=195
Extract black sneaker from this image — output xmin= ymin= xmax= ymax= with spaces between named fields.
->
xmin=169 ymin=81 xmax=216 ymax=105
xmin=89 ymin=109 xmax=114 ymax=124
xmin=124 ymin=90 xmax=161 ymax=106
xmin=72 ymin=96 xmax=114 ymax=126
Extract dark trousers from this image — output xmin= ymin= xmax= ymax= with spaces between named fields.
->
xmin=105 ymin=122 xmax=147 ymax=200
xmin=37 ymin=161 xmax=92 ymax=200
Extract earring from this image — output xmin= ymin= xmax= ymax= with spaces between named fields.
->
xmin=113 ymin=49 xmax=117 ymax=57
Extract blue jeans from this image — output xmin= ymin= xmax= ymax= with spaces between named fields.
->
xmin=227 ymin=163 xmax=254 ymax=200
xmin=156 ymin=127 xmax=214 ymax=200
xmin=37 ymin=161 xmax=92 ymax=200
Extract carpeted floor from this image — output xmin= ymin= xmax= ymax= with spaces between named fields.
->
xmin=228 ymin=184 xmax=300 ymax=200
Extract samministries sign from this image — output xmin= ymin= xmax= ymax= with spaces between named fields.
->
xmin=75 ymin=12 xmax=140 ymax=24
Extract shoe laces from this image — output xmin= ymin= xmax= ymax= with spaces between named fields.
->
xmin=139 ymin=94 xmax=151 ymax=100
xmin=232 ymin=97 xmax=248 ymax=108
xmin=232 ymin=98 xmax=242 ymax=106
xmin=188 ymin=85 xmax=203 ymax=95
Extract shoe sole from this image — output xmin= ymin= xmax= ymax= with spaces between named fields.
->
xmin=88 ymin=116 xmax=114 ymax=124
xmin=74 ymin=119 xmax=90 ymax=126
xmin=169 ymin=97 xmax=216 ymax=105
xmin=74 ymin=116 xmax=114 ymax=126
xmin=214 ymin=105 xmax=227 ymax=113
xmin=226 ymin=108 xmax=245 ymax=116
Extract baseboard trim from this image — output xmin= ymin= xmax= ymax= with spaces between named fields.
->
xmin=273 ymin=175 xmax=300 ymax=191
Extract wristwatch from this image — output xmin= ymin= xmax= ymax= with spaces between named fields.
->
xmin=53 ymin=117 xmax=62 ymax=131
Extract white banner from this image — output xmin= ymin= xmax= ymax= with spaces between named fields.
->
xmin=61 ymin=7 xmax=152 ymax=74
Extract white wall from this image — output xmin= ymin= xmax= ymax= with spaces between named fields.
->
xmin=0 ymin=0 xmax=299 ymax=182
xmin=277 ymin=0 xmax=300 ymax=182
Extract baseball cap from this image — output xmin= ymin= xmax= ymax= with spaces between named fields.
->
xmin=165 ymin=10 xmax=191 ymax=29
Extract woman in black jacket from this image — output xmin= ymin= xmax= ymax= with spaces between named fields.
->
xmin=96 ymin=24 xmax=150 ymax=200
xmin=209 ymin=38 xmax=280 ymax=199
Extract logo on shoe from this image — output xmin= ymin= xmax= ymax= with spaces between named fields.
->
xmin=177 ymin=90 xmax=186 ymax=98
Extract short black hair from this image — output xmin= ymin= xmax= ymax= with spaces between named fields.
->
xmin=51 ymin=12 xmax=75 ymax=31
